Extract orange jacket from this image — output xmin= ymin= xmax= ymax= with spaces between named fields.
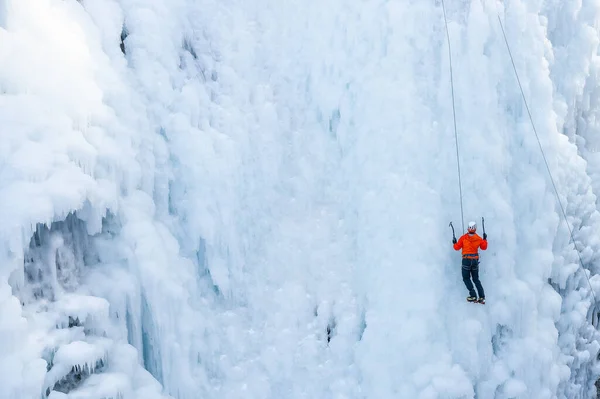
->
xmin=454 ymin=233 xmax=487 ymax=258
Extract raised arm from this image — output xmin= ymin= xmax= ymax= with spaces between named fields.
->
xmin=453 ymin=235 xmax=464 ymax=251
xmin=480 ymin=236 xmax=488 ymax=250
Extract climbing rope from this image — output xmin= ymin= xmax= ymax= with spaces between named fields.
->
xmin=441 ymin=0 xmax=465 ymax=233
xmin=497 ymin=15 xmax=598 ymax=304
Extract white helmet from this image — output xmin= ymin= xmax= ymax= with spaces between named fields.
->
xmin=468 ymin=221 xmax=477 ymax=233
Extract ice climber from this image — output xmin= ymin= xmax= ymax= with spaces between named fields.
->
xmin=453 ymin=221 xmax=487 ymax=304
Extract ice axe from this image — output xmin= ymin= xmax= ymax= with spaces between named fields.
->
xmin=481 ymin=217 xmax=487 ymax=239
xmin=449 ymin=221 xmax=456 ymax=242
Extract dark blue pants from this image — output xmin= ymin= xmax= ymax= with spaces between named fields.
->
xmin=462 ymin=258 xmax=484 ymax=298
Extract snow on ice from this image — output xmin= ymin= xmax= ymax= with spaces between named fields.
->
xmin=1 ymin=0 xmax=600 ymax=398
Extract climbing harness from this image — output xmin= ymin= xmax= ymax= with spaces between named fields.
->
xmin=496 ymin=14 xmax=597 ymax=304
xmin=441 ymin=0 xmax=464 ymax=233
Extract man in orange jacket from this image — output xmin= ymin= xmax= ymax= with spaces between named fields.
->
xmin=453 ymin=221 xmax=487 ymax=304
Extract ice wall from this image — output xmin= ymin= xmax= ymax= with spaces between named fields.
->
xmin=1 ymin=0 xmax=600 ymax=398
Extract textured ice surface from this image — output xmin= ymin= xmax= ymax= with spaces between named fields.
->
xmin=1 ymin=0 xmax=600 ymax=398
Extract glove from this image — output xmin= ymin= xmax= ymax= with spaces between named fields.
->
xmin=483 ymin=233 xmax=487 ymax=240
xmin=452 ymin=237 xmax=457 ymax=244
